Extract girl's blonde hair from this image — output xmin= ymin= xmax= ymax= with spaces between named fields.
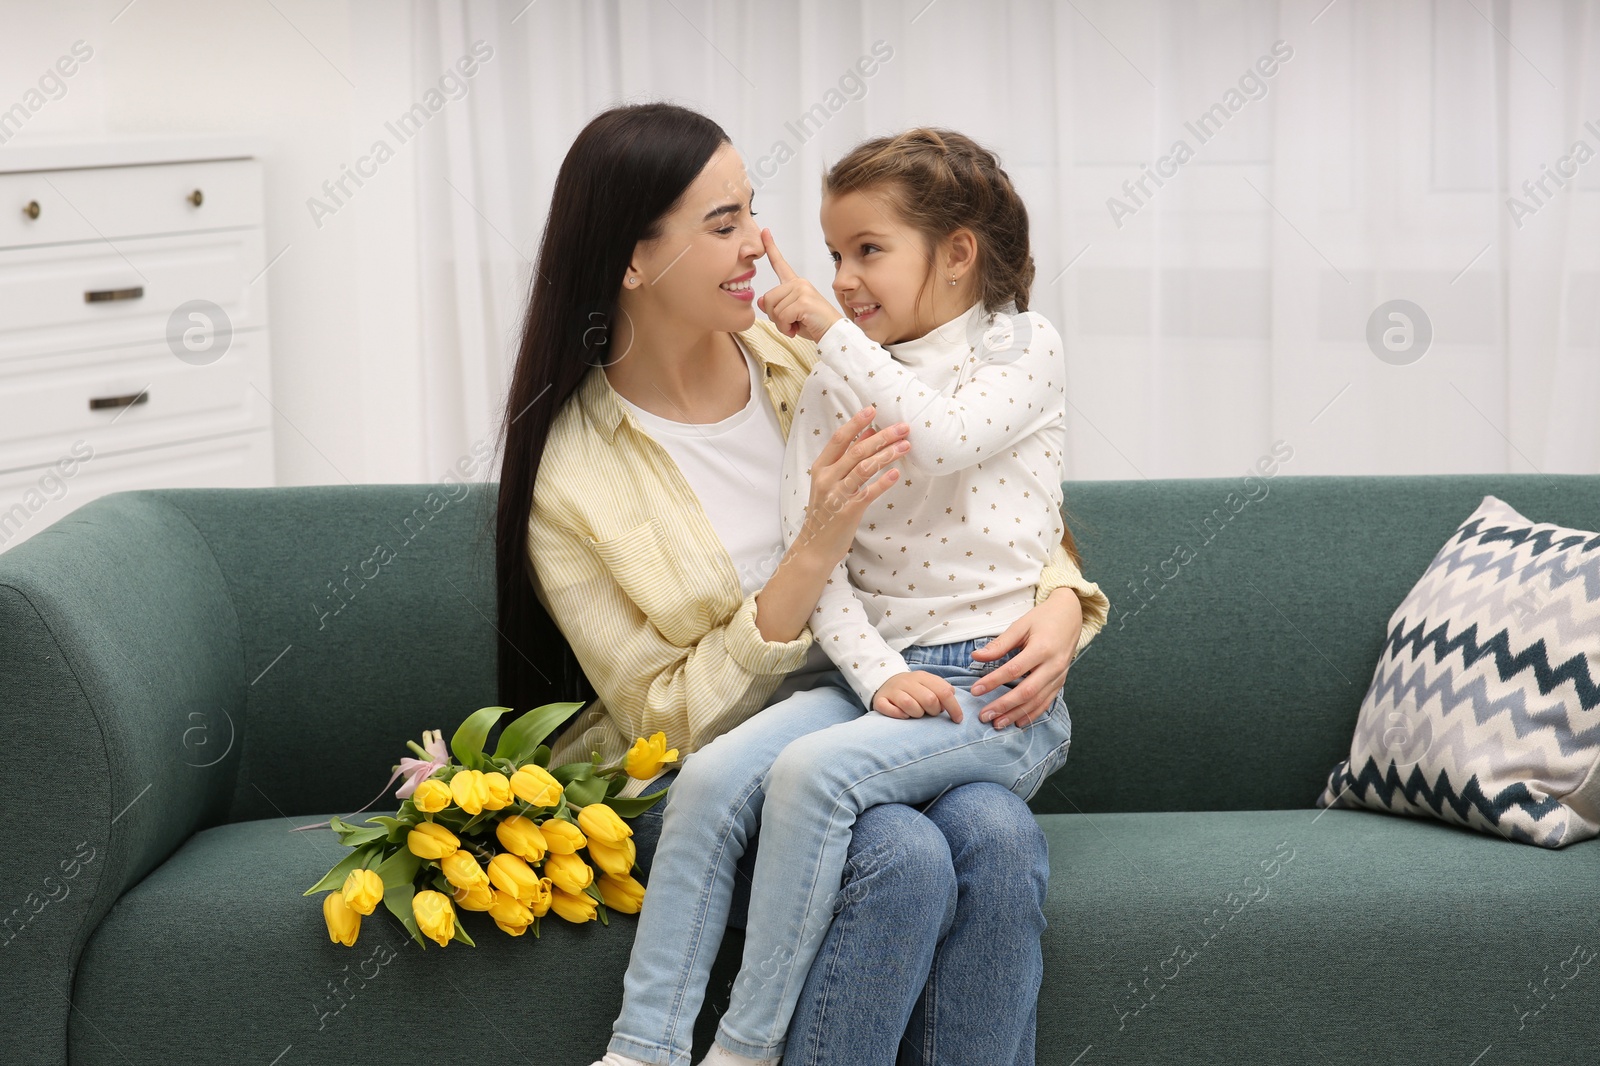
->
xmin=822 ymin=127 xmax=1035 ymax=321
xmin=823 ymin=127 xmax=1087 ymax=575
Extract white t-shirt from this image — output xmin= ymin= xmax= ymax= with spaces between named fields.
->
xmin=780 ymin=300 xmax=1068 ymax=709
xmin=615 ymin=335 xmax=837 ymax=689
xmin=616 ymin=335 xmax=787 ymax=598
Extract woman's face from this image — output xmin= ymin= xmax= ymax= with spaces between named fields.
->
xmin=623 ymin=143 xmax=764 ymax=337
xmin=821 ymin=188 xmax=938 ymax=346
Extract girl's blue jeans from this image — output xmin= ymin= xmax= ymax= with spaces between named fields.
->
xmin=607 ymin=636 xmax=1072 ymax=1066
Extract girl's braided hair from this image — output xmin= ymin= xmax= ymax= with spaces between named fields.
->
xmin=823 ymin=127 xmax=1035 ymax=321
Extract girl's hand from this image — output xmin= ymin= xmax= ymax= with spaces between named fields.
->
xmin=794 ymin=406 xmax=911 ymax=569
xmin=970 ymin=588 xmax=1084 ymax=729
xmin=757 ymin=228 xmax=844 ymax=343
xmin=872 ymin=670 xmax=964 ymax=723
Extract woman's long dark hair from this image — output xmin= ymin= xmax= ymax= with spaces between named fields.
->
xmin=493 ymin=102 xmax=731 ymax=716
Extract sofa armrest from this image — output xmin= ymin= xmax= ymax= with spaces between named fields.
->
xmin=0 ymin=493 xmax=243 ymax=1066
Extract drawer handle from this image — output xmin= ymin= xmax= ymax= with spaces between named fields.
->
xmin=188 ymin=189 xmax=203 ymax=207
xmin=89 ymin=390 xmax=150 ymax=412
xmin=24 ymin=200 xmax=41 ymax=220
xmin=85 ymin=286 xmax=145 ymax=303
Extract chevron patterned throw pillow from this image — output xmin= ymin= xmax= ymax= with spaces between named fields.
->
xmin=1316 ymin=495 xmax=1600 ymax=847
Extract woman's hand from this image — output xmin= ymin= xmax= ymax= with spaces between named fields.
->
xmin=970 ymin=588 xmax=1084 ymax=730
xmin=757 ymin=228 xmax=843 ymax=343
xmin=792 ymin=406 xmax=910 ymax=569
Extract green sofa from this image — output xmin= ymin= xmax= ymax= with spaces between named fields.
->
xmin=4 ymin=474 xmax=1597 ymax=1065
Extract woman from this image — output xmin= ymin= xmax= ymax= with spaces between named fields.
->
xmin=493 ymin=102 xmax=1108 ymax=1066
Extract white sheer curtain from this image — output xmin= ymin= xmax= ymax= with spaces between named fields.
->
xmin=400 ymin=0 xmax=1599 ymax=482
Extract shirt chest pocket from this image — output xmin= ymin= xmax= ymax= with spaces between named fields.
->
xmin=588 ymin=517 xmax=714 ymax=648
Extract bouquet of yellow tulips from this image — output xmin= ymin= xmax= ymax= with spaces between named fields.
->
xmin=303 ymin=701 xmax=677 ymax=950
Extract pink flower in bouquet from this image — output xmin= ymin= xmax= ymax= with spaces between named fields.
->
xmin=395 ymin=729 xmax=449 ymax=800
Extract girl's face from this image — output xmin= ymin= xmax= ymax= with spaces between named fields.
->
xmin=622 ymin=142 xmax=764 ymax=337
xmin=821 ymin=188 xmax=954 ymax=346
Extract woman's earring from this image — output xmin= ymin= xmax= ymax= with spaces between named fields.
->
xmin=626 ymin=276 xmax=638 ymax=287
xmin=948 ymin=275 xmax=957 ymax=286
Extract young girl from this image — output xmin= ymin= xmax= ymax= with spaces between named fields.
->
xmin=591 ymin=128 xmax=1089 ymax=1066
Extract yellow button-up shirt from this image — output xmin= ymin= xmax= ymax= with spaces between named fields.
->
xmin=527 ymin=318 xmax=1109 ymax=791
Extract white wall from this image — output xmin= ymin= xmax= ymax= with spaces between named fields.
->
xmin=1 ymin=0 xmax=425 ymax=486
xmin=4 ymin=0 xmax=1596 ymax=488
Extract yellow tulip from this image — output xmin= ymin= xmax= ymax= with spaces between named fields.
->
xmin=597 ymin=872 xmax=646 ymax=914
xmin=550 ymin=887 xmax=598 ymax=923
xmin=545 ymin=851 xmax=595 ymax=895
xmin=412 ymin=889 xmax=456 ymax=948
xmin=441 ymin=850 xmax=490 ymax=893
xmin=624 ymin=732 xmax=680 ymax=779
xmin=451 ymin=880 xmax=495 ymax=912
xmin=412 ymin=778 xmax=453 ymax=813
xmin=576 ymin=803 xmax=633 ymax=847
xmin=487 ymin=889 xmax=535 ymax=936
xmin=407 ymin=821 xmax=460 ymax=860
xmin=480 ymin=771 xmax=514 ymax=811
xmin=496 ymin=814 xmax=548 ymax=863
xmin=527 ymin=876 xmax=553 ymax=918
xmin=340 ymin=867 xmax=384 ymax=916
xmin=323 ymin=890 xmax=360 ymax=945
xmin=449 ymin=769 xmax=486 ymax=815
xmin=510 ymin=764 xmax=564 ymax=807
xmin=487 ymin=852 xmax=542 ymax=904
xmin=586 ymin=836 xmax=636 ymax=877
xmin=540 ymin=817 xmax=587 ymax=855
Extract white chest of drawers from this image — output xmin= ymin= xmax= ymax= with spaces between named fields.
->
xmin=0 ymin=136 xmax=276 ymax=552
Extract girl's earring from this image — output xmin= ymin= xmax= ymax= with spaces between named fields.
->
xmin=626 ymin=276 xmax=639 ymax=287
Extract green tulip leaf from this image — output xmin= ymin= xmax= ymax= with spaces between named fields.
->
xmin=583 ymin=886 xmax=610 ymax=927
xmin=451 ymin=910 xmax=476 ymax=947
xmin=493 ymin=701 xmax=584 ymax=765
xmin=563 ymin=775 xmax=609 ymax=807
xmin=602 ymin=788 xmax=670 ymax=818
xmin=451 ymin=706 xmax=510 ymax=771
xmin=551 ymin=759 xmax=596 ymax=785
xmin=302 ymin=842 xmax=381 ymax=896
xmin=375 ymin=848 xmax=423 ymax=890
xmin=366 ymin=815 xmax=413 ymax=844
xmin=383 ymin=882 xmax=425 ymax=949
xmin=530 ymin=915 xmax=541 ymax=939
xmin=335 ymin=825 xmax=390 ymax=848
xmin=605 ymin=774 xmax=628 ymax=798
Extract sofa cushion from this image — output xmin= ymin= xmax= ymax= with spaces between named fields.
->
xmin=1036 ymin=806 xmax=1600 ymax=1062
xmin=1034 ymin=808 xmax=1599 ymax=1063
xmin=67 ymin=814 xmax=649 ymax=1065
xmin=1316 ymin=495 xmax=1600 ymax=846
xmin=67 ymin=808 xmax=1600 ymax=1064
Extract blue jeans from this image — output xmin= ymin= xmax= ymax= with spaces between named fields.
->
xmin=608 ymin=636 xmax=1071 ymax=1065
xmin=629 ymin=774 xmax=1050 ymax=1066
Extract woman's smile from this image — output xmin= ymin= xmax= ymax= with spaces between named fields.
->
xmin=720 ymin=268 xmax=756 ymax=301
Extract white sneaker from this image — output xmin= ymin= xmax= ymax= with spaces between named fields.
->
xmin=589 ymin=1054 xmax=651 ymax=1066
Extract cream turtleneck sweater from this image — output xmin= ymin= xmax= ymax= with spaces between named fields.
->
xmin=779 ymin=300 xmax=1071 ymax=709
